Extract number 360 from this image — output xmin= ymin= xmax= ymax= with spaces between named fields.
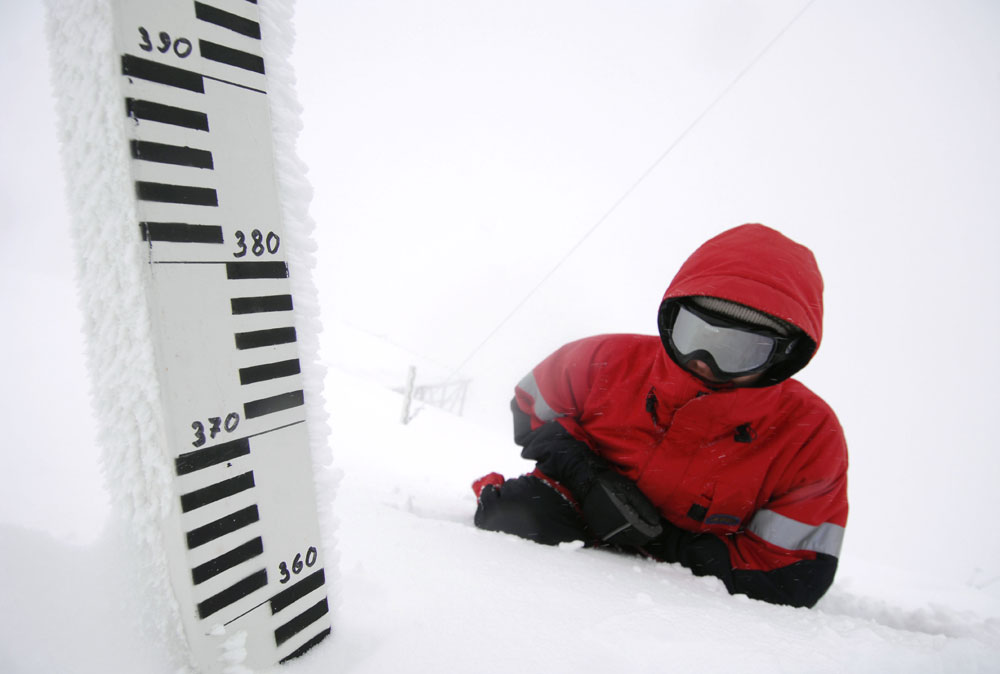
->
xmin=279 ymin=546 xmax=318 ymax=583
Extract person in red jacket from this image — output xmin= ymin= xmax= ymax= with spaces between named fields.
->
xmin=473 ymin=223 xmax=848 ymax=608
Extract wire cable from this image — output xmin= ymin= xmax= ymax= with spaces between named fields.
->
xmin=446 ymin=0 xmax=818 ymax=381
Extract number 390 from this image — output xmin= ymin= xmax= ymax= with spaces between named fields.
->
xmin=138 ymin=27 xmax=192 ymax=58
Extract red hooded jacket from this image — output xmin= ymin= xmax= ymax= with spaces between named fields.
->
xmin=512 ymin=224 xmax=848 ymax=605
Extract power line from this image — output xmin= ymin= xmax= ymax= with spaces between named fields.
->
xmin=446 ymin=0 xmax=818 ymax=381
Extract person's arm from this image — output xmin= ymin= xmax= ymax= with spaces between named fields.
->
xmin=511 ymin=337 xmax=671 ymax=546
xmin=641 ymin=504 xmax=842 ymax=608
xmin=515 ymin=421 xmax=664 ymax=546
xmin=511 ymin=335 xmax=619 ymax=441
xmin=517 ymin=402 xmax=848 ymax=608
xmin=645 ymin=415 xmax=849 ymax=608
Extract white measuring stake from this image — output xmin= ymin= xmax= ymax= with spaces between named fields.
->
xmin=61 ymin=0 xmax=333 ymax=669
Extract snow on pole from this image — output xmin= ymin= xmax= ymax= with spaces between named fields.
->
xmin=44 ymin=0 xmax=336 ymax=671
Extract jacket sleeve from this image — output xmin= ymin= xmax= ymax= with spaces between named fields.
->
xmin=641 ymin=519 xmax=840 ymax=609
xmin=511 ymin=337 xmax=602 ymax=445
xmin=645 ymin=411 xmax=849 ymax=609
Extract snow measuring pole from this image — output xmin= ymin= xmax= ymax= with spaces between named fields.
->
xmin=112 ymin=0 xmax=332 ymax=668
xmin=48 ymin=0 xmax=332 ymax=670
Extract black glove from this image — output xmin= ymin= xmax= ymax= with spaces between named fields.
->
xmin=519 ymin=423 xmax=664 ymax=546
xmin=641 ymin=519 xmax=732 ymax=580
xmin=581 ymin=470 xmax=664 ymax=546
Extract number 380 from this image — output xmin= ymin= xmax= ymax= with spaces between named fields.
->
xmin=233 ymin=229 xmax=280 ymax=258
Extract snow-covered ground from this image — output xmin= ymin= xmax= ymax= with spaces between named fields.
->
xmin=3 ymin=0 xmax=1000 ymax=672
xmin=3 ymin=368 xmax=1000 ymax=672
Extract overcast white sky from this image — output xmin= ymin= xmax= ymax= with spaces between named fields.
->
xmin=2 ymin=0 xmax=999 ymax=583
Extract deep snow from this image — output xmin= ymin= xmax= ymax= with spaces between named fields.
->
xmin=2 ymin=369 xmax=1000 ymax=672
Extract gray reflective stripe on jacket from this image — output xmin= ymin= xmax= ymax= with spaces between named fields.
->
xmin=517 ymin=372 xmax=564 ymax=422
xmin=747 ymin=509 xmax=845 ymax=558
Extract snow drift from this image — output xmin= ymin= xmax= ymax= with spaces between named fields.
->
xmin=2 ymin=368 xmax=999 ymax=672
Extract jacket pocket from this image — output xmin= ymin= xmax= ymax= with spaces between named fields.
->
xmin=696 ymin=479 xmax=756 ymax=535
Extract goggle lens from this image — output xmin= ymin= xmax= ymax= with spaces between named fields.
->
xmin=671 ymin=304 xmax=777 ymax=374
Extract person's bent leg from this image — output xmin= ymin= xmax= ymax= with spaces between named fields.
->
xmin=473 ymin=473 xmax=589 ymax=545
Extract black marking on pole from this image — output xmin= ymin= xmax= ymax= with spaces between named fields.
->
xmin=226 ymin=261 xmax=289 ymax=280
xmin=187 ymin=505 xmax=260 ymax=549
xmin=139 ymin=222 xmax=224 ymax=244
xmin=131 ymin=140 xmax=214 ymax=169
xmin=239 ymin=359 xmax=301 ymax=385
xmin=149 ymin=261 xmax=231 ymax=265
xmin=234 ymin=327 xmax=297 ymax=350
xmin=175 ymin=437 xmax=251 ymax=475
xmin=222 ymin=595 xmax=270 ymax=627
xmin=199 ymin=40 xmax=265 ymax=74
xmin=197 ymin=568 xmax=268 ymax=619
xmin=180 ymin=471 xmax=255 ymax=513
xmin=231 ymin=294 xmax=294 ymax=315
xmin=122 ymin=54 xmax=204 ymax=93
xmin=202 ymin=74 xmax=267 ymax=95
xmin=195 ymin=2 xmax=262 ymax=39
xmin=274 ymin=598 xmax=329 ymax=646
xmin=126 ymin=98 xmax=209 ymax=131
xmin=279 ymin=628 xmax=331 ymax=664
xmin=136 ymin=181 xmax=218 ymax=206
xmin=192 ymin=537 xmax=264 ymax=585
xmin=246 ymin=419 xmax=305 ymax=440
xmin=270 ymin=568 xmax=325 ymax=614
xmin=245 ymin=390 xmax=305 ymax=419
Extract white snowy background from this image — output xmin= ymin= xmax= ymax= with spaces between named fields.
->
xmin=2 ymin=0 xmax=1000 ymax=672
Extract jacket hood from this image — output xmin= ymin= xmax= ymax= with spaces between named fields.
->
xmin=658 ymin=223 xmax=824 ymax=384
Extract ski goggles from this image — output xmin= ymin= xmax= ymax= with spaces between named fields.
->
xmin=667 ymin=302 xmax=797 ymax=378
